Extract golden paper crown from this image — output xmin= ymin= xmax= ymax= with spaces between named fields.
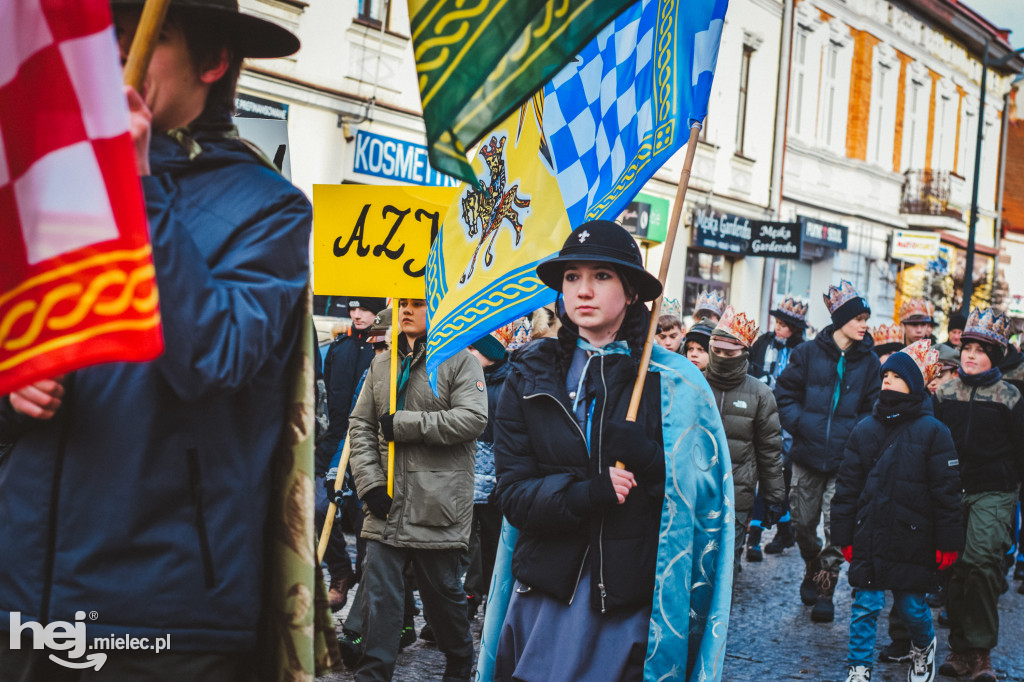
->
xmin=694 ymin=289 xmax=725 ymax=318
xmin=898 ymin=298 xmax=935 ymax=324
xmin=714 ymin=306 xmax=759 ymax=348
xmin=963 ymin=307 xmax=1011 ymax=348
xmin=493 ymin=322 xmax=515 ymax=348
xmin=872 ymin=322 xmax=904 ymax=346
xmin=774 ymin=296 xmax=809 ymax=322
xmin=661 ymin=297 xmax=682 ymax=320
xmin=823 ymin=279 xmax=863 ymax=315
xmin=899 ymin=339 xmax=941 ymax=384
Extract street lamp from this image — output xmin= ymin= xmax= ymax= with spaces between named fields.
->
xmin=961 ymin=41 xmax=1024 ymax=316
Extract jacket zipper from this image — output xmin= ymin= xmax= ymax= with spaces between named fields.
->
xmin=825 ymin=349 xmax=845 ymax=447
xmin=596 ymin=358 xmax=609 ymax=614
xmin=567 ymin=546 xmax=590 ymax=605
xmin=186 ymin=448 xmax=216 ymax=589
xmin=40 ymin=373 xmax=75 ymax=622
xmin=964 ymin=385 xmax=978 ymax=443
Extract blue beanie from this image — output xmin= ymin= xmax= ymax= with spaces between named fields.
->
xmin=881 ymin=351 xmax=925 ymax=394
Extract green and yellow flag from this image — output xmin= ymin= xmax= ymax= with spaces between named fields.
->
xmin=409 ymin=0 xmax=635 ymax=183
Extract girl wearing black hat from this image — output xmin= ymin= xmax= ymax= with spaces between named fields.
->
xmin=488 ymin=221 xmax=733 ymax=681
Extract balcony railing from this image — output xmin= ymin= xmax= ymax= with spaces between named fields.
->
xmin=900 ymin=169 xmax=964 ymax=220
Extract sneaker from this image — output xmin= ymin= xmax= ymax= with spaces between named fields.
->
xmin=328 ymin=574 xmax=354 ymax=612
xmin=398 ymin=625 xmax=417 ymax=651
xmin=746 ymin=544 xmax=764 ymax=562
xmin=879 ymin=639 xmax=912 ymax=663
xmin=765 ymin=521 xmax=795 ymax=554
xmin=938 ymin=651 xmax=972 ymax=678
xmin=337 ymin=629 xmax=363 ymax=670
xmin=907 ymin=637 xmax=935 ymax=682
xmin=846 ymin=665 xmax=872 ymax=681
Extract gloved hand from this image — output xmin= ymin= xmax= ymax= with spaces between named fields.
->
xmin=379 ymin=413 xmax=396 ymax=442
xmin=602 ymin=419 xmax=661 ymax=477
xmin=936 ymin=550 xmax=958 ymax=571
xmin=323 ymin=468 xmax=344 ymax=506
xmin=362 ymin=487 xmax=393 ymax=520
xmin=842 ymin=545 xmax=853 ymax=563
xmin=763 ymin=503 xmax=785 ymax=530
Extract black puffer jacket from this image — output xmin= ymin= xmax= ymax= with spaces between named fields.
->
xmin=832 ymin=393 xmax=963 ymax=592
xmin=494 ymin=339 xmax=665 ymax=614
xmin=316 ymin=330 xmax=374 ymax=474
xmin=748 ymin=331 xmax=803 ymax=386
xmin=775 ymin=326 xmax=881 ymax=475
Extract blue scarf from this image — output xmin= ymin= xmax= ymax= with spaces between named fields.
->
xmin=958 ymin=366 xmax=1002 ymax=387
xmin=569 ymin=339 xmax=631 ymax=414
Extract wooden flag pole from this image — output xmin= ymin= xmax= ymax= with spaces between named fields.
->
xmin=625 ymin=124 xmax=702 ymax=423
xmin=316 ymin=439 xmax=352 ymax=564
xmin=122 ymin=0 xmax=173 ymax=90
xmin=387 ymin=308 xmax=400 ymax=499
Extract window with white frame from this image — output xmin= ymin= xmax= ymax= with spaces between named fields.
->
xmin=790 ymin=30 xmax=809 ymax=138
xmin=869 ymin=63 xmax=891 ymax=166
xmin=818 ymin=42 xmax=841 ymax=148
xmin=960 ymin=108 xmax=976 ymax=178
xmin=904 ymin=79 xmax=924 ymax=170
xmin=735 ymin=46 xmax=754 ymax=155
xmin=934 ymin=94 xmax=951 ymax=171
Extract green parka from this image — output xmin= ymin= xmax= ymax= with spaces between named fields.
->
xmin=348 ymin=337 xmax=488 ymax=549
xmin=705 ymin=351 xmax=786 ymax=512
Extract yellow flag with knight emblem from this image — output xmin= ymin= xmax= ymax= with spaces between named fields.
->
xmin=425 ymin=100 xmax=570 ymax=382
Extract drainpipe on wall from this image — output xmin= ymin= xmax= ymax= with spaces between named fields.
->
xmin=761 ymin=0 xmax=794 ymax=325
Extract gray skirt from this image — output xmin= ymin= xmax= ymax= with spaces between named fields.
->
xmin=493 ymin=569 xmax=651 ymax=682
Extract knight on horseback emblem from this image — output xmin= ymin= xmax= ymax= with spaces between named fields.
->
xmin=458 ymin=135 xmax=530 ymax=284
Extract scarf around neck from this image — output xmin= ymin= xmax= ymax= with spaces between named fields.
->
xmin=958 ymin=366 xmax=1002 ymax=387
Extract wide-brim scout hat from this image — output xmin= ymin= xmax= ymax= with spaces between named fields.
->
xmin=536 ymin=220 xmax=663 ymax=302
xmin=111 ymin=0 xmax=300 ymax=58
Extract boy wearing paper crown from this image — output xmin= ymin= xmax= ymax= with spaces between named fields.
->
xmin=776 ymin=280 xmax=881 ymax=623
xmin=899 ymin=298 xmax=937 ymax=346
xmin=705 ymin=308 xmax=786 ymax=572
xmin=831 ymin=340 xmax=963 ymax=682
xmin=934 ymin=308 xmax=1024 ymax=681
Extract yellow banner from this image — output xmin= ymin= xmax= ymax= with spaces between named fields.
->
xmin=313 ymin=185 xmax=458 ymax=299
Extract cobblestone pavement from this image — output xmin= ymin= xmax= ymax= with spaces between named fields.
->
xmin=318 ymin=528 xmax=1024 ymax=681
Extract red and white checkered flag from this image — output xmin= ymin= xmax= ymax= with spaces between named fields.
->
xmin=0 ymin=0 xmax=162 ymax=395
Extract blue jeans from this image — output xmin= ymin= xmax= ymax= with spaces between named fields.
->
xmin=848 ymin=589 xmax=934 ymax=667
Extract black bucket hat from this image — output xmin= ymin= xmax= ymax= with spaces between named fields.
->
xmin=536 ymin=220 xmax=663 ymax=302
xmin=111 ymin=0 xmax=300 ymax=58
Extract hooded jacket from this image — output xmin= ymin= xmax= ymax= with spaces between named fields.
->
xmin=0 ymin=126 xmax=310 ymax=650
xmin=348 ymin=336 xmax=487 ymax=550
xmin=475 ymin=359 xmax=511 ymax=504
xmin=705 ymin=353 xmax=785 ymax=511
xmin=775 ymin=325 xmax=881 ymax=475
xmin=316 ymin=328 xmax=375 ymax=474
xmin=832 ymin=393 xmax=963 ymax=592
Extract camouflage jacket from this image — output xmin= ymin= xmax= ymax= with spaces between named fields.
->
xmin=934 ymin=376 xmax=1024 ymax=493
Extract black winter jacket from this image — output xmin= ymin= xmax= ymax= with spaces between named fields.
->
xmin=934 ymin=375 xmax=1024 ymax=493
xmin=494 ymin=339 xmax=665 ymax=613
xmin=775 ymin=326 xmax=881 ymax=475
xmin=832 ymin=394 xmax=963 ymax=591
xmin=316 ymin=330 xmax=374 ymax=474
xmin=748 ymin=332 xmax=803 ymax=386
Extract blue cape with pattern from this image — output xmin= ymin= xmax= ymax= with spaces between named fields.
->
xmin=477 ymin=345 xmax=734 ymax=681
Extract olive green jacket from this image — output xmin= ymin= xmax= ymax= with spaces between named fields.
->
xmin=349 ymin=338 xmax=488 ymax=549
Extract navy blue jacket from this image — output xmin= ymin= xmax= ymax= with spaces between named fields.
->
xmin=316 ymin=330 xmax=374 ymax=475
xmin=775 ymin=326 xmax=881 ymax=475
xmin=832 ymin=395 xmax=963 ymax=592
xmin=0 ymin=127 xmax=310 ymax=651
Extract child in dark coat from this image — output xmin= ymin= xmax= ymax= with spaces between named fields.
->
xmin=832 ymin=340 xmax=964 ymax=682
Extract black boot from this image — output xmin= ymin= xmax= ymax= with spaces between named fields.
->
xmin=800 ymin=562 xmax=818 ymax=605
xmin=765 ymin=521 xmax=795 ymax=554
xmin=810 ymin=569 xmax=838 ymax=623
xmin=443 ymin=654 xmax=474 ymax=682
xmin=746 ymin=525 xmax=764 ymax=562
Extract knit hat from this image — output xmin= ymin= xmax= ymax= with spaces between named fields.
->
xmin=947 ymin=312 xmax=968 ymax=333
xmin=823 ymin=280 xmax=870 ymax=328
xmin=347 ymin=296 xmax=388 ymax=315
xmin=684 ymin=323 xmax=713 ymax=352
xmin=470 ymin=332 xmax=507 ymax=363
xmin=880 ymin=339 xmax=939 ymax=395
xmin=536 ymin=220 xmax=663 ymax=301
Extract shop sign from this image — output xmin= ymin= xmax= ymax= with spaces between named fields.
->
xmin=799 ymin=216 xmax=848 ymax=250
xmin=692 ymin=208 xmax=752 ymax=254
xmin=891 ymin=229 xmax=940 ymax=262
xmin=746 ymin=220 xmax=801 ymax=259
xmin=234 ymin=94 xmax=291 ymax=178
xmin=353 ymin=130 xmax=460 ymax=187
xmin=619 ymin=192 xmax=670 ymax=242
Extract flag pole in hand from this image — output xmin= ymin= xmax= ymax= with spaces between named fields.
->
xmin=625 ymin=124 xmax=702 ymax=426
xmin=122 ymin=0 xmax=172 ymax=90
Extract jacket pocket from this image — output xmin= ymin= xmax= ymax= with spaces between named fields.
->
xmin=890 ymin=506 xmax=931 ymax=564
xmin=186 ymin=448 xmax=216 ymax=589
xmin=404 ymin=470 xmax=464 ymax=528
